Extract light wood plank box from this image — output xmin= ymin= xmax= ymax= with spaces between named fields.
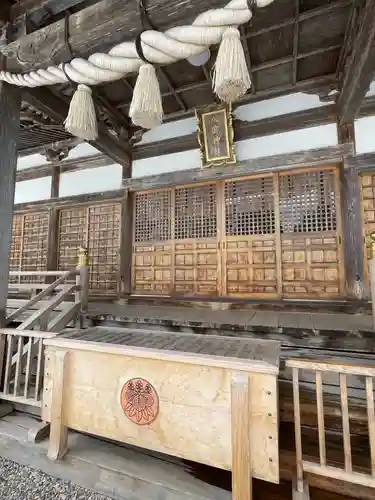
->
xmin=43 ymin=327 xmax=280 ymax=499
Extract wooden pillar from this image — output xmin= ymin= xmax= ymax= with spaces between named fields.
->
xmin=0 ymin=82 xmax=21 ymax=325
xmin=118 ymin=143 xmax=133 ymax=301
xmin=119 ymin=189 xmax=134 ymax=300
xmin=337 ymin=121 xmax=364 ymax=299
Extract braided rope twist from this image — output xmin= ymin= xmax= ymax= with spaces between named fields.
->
xmin=0 ymin=0 xmax=274 ymax=88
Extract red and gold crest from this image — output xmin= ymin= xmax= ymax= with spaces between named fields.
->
xmin=120 ymin=378 xmax=159 ymax=425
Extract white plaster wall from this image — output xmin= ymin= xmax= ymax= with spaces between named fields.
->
xmin=132 ymin=123 xmax=338 ymax=178
xmin=15 ymin=177 xmax=52 ymax=204
xmin=138 ymin=92 xmax=328 ymax=146
xmin=59 ymin=164 xmax=122 ymax=197
xmin=355 ymin=116 xmax=375 ymax=154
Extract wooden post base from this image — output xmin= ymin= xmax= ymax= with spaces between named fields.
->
xmin=28 ymin=421 xmax=50 ymax=443
xmin=292 ymin=478 xmax=310 ymax=500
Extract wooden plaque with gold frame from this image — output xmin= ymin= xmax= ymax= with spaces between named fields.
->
xmin=195 ymin=103 xmax=236 ymax=168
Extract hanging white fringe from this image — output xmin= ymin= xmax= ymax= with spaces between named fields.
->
xmin=129 ymin=64 xmax=163 ymax=129
xmin=213 ymin=27 xmax=251 ymax=103
xmin=65 ymin=84 xmax=98 ymax=141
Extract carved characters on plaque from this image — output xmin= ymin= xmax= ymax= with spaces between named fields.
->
xmin=121 ymin=378 xmax=159 ymax=425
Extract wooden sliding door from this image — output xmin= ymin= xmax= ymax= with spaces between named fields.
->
xmin=132 ymin=166 xmax=344 ymax=299
xmin=58 ymin=202 xmax=121 ymax=296
xmin=221 ymin=175 xmax=279 ymax=298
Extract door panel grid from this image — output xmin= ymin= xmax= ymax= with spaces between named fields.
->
xmin=132 ymin=167 xmax=343 ymax=299
xmin=10 ymin=212 xmax=50 ymax=284
xmin=58 ymin=202 xmax=121 ymax=295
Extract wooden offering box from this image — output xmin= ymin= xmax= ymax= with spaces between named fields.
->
xmin=43 ymin=327 xmax=280 ymax=499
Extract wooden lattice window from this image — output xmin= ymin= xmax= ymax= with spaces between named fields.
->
xmin=10 ymin=212 xmax=49 ymax=283
xmin=134 ymin=190 xmax=171 ymax=242
xmin=87 ymin=204 xmax=121 ymax=293
xmin=225 ymin=177 xmax=275 ymax=236
xmin=58 ymin=203 xmax=121 ymax=295
xmin=279 ymin=170 xmax=337 ymax=233
xmin=58 ymin=207 xmax=87 ymax=272
xmin=175 ymin=184 xmax=217 ymax=239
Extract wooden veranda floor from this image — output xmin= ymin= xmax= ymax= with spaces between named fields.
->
xmin=87 ymin=303 xmax=375 ymax=351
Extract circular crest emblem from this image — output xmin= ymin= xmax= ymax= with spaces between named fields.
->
xmin=120 ymin=378 xmax=159 ymax=425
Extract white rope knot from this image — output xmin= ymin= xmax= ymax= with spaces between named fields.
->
xmin=0 ymin=0 xmax=276 ymax=136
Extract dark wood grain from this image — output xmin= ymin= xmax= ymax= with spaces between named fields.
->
xmin=0 ymin=82 xmax=21 ymax=325
xmin=24 ymin=87 xmax=131 ymax=170
xmin=3 ymin=0 xmax=232 ymax=72
xmin=124 ymin=144 xmax=354 ymax=191
xmin=338 ymin=0 xmax=375 ymax=123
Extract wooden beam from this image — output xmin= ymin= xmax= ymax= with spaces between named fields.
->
xmin=11 ymin=0 xmax=89 ymax=20
xmin=3 ymin=0 xmax=232 ymax=73
xmin=24 ymin=87 xmax=131 ymax=171
xmin=0 ymin=82 xmax=21 ymax=325
xmin=337 ymin=121 xmax=364 ymax=299
xmin=16 ymin=152 xmax=111 ymax=182
xmin=124 ymin=144 xmax=354 ymax=191
xmin=338 ymin=0 xmax=375 ymax=123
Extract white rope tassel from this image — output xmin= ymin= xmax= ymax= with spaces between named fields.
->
xmin=130 ymin=64 xmax=163 ymax=129
xmin=213 ymin=27 xmax=251 ymax=103
xmin=65 ymin=84 xmax=98 ymax=141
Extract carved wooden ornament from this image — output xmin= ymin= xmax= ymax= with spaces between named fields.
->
xmin=121 ymin=378 xmax=159 ymax=425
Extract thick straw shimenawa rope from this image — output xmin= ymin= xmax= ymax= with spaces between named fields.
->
xmin=0 ymin=0 xmax=274 ymax=88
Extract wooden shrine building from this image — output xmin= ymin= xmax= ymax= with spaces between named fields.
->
xmin=1 ymin=1 xmax=375 ymax=500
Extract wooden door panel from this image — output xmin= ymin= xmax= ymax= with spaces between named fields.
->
xmin=224 ymin=236 xmax=278 ymax=296
xmin=174 ymin=240 xmax=218 ymax=295
xmin=222 ymin=176 xmax=278 ymax=297
xmin=279 ymin=169 xmax=341 ymax=298
xmin=133 ymin=243 xmax=173 ymax=294
xmin=58 ymin=203 xmax=121 ymax=296
xmin=132 ymin=189 xmax=173 ymax=295
xmin=174 ymin=184 xmax=219 ymax=296
xmin=281 ymin=233 xmax=340 ymax=297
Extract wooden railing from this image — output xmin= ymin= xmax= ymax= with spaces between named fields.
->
xmin=287 ymin=358 xmax=375 ymax=497
xmin=7 ymin=265 xmax=88 ymax=332
xmin=0 ymin=329 xmax=57 ymax=408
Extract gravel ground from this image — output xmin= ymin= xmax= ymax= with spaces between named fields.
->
xmin=0 ymin=457 xmax=114 ymax=500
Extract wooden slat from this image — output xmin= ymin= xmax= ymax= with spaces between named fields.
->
xmin=13 ymin=335 xmax=23 ymax=397
xmin=6 ymin=272 xmax=75 ymax=323
xmin=316 ymin=370 xmax=326 ymax=466
xmin=303 ymin=461 xmax=375 ymax=489
xmin=292 ymin=367 xmax=304 ymax=492
xmin=16 ymin=284 xmax=76 ymax=330
xmin=24 ymin=338 xmax=32 ymax=399
xmin=231 ymin=373 xmax=252 ymax=500
xmin=34 ymin=339 xmax=43 ymax=400
xmin=366 ymin=376 xmax=375 ymax=477
xmin=340 ymin=373 xmax=352 ymax=472
xmin=286 ymin=359 xmax=375 ymax=377
xmin=3 ymin=335 xmax=13 ymax=395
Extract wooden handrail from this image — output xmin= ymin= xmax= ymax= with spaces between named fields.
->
xmin=0 ymin=328 xmax=57 ymax=339
xmin=286 ymin=358 xmax=375 ymax=377
xmin=9 ymin=270 xmax=79 ymax=277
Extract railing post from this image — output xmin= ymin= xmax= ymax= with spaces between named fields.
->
xmin=76 ymin=247 xmax=89 ymax=328
xmin=368 ymin=232 xmax=375 ymax=332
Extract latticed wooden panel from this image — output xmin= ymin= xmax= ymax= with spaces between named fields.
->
xmin=174 ymin=184 xmax=218 ymax=295
xmin=87 ymin=204 xmax=121 ymax=294
xmin=58 ymin=207 xmax=87 ymax=272
xmin=58 ymin=203 xmax=121 ymax=295
xmin=279 ymin=169 xmax=341 ymax=297
xmin=223 ymin=177 xmax=278 ymax=297
xmin=9 ymin=215 xmax=23 ymax=281
xmin=361 ymin=173 xmax=375 ymax=253
xmin=133 ymin=190 xmax=173 ymax=294
xmin=10 ymin=212 xmax=49 ymax=284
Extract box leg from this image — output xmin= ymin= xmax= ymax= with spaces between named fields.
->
xmin=47 ymin=350 xmax=68 ymax=461
xmin=231 ymin=373 xmax=252 ymax=500
xmin=292 ymin=478 xmax=310 ymax=500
